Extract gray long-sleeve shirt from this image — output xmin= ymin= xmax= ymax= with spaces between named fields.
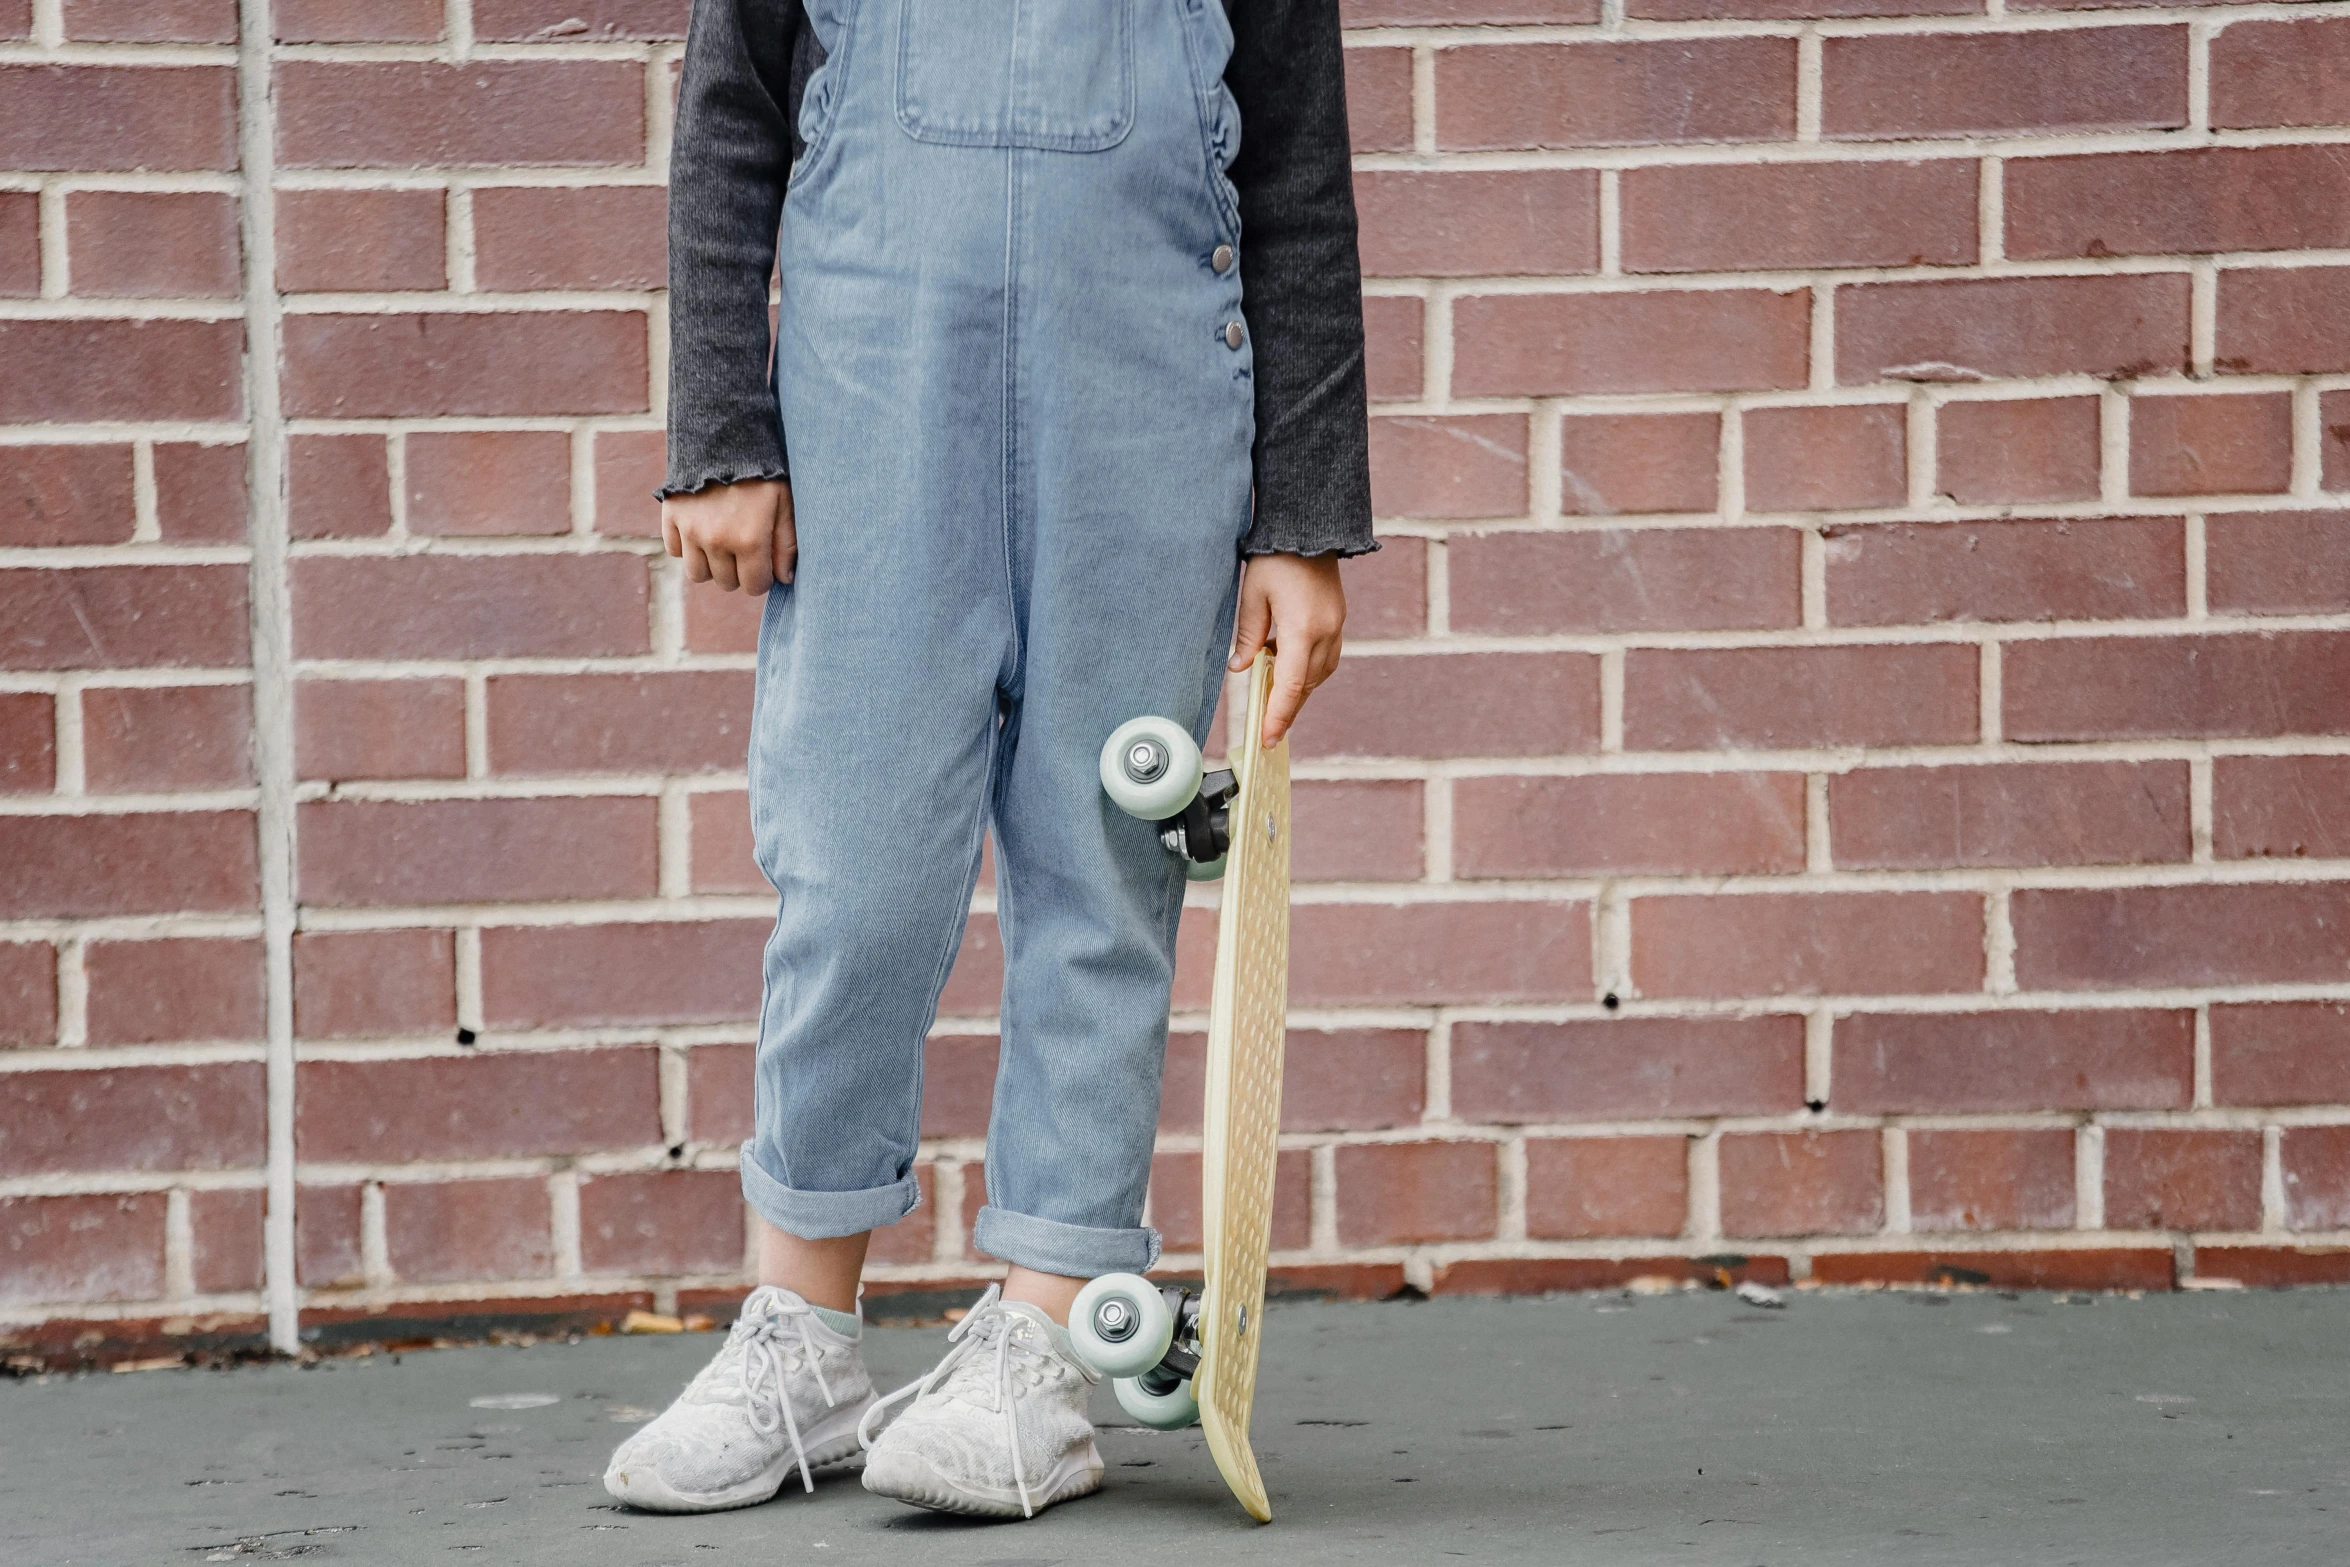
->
xmin=662 ymin=0 xmax=1377 ymax=558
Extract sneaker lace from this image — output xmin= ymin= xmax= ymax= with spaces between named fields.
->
xmin=710 ymin=1293 xmax=840 ymax=1495
xmin=856 ymin=1282 xmax=1055 ymax=1518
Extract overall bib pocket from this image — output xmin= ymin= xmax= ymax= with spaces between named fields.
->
xmin=895 ymin=0 xmax=1136 ymax=152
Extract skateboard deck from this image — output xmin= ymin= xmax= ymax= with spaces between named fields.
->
xmin=1193 ymin=650 xmax=1291 ymax=1522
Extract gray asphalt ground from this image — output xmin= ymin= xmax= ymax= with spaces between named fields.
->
xmin=3 ymin=1287 xmax=2344 ymax=1565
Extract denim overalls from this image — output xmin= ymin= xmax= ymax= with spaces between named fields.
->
xmin=739 ymin=0 xmax=1255 ymax=1277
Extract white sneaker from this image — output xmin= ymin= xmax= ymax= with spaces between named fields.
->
xmin=603 ymin=1285 xmax=875 ymax=1513
xmin=858 ymin=1283 xmax=1105 ymax=1519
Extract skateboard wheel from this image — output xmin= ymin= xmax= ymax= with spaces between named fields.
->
xmin=1100 ymin=717 xmax=1202 ymax=822
xmin=1113 ymin=1373 xmax=1200 ymax=1431
xmin=1183 ymin=853 xmax=1227 ymax=882
xmin=1069 ymin=1273 xmax=1174 ymax=1379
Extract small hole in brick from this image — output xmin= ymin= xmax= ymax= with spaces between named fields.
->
xmin=1805 ymin=1098 xmax=1826 ymax=1112
xmin=456 ymin=1028 xmax=477 ymax=1046
xmin=1601 ymin=993 xmax=1620 ymax=1011
xmin=667 ymin=1144 xmax=686 ymax=1160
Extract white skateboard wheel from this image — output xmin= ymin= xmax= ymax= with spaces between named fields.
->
xmin=1184 ymin=853 xmax=1227 ymax=882
xmin=1113 ymin=1374 xmax=1200 ymax=1430
xmin=1100 ymin=717 xmax=1202 ymax=821
xmin=1069 ymin=1273 xmax=1174 ymax=1379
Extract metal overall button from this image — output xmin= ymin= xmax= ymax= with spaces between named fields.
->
xmin=1224 ymin=319 xmax=1245 ymax=349
xmin=1212 ymin=243 xmax=1234 ymax=273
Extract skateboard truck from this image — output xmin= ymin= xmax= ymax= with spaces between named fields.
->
xmin=1068 ymin=1275 xmax=1208 ymax=1430
xmin=1099 ymin=717 xmax=1232 ymax=879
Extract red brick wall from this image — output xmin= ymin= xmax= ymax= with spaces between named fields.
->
xmin=7 ymin=0 xmax=2350 ymax=1360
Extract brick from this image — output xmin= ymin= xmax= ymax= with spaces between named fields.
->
xmin=1355 ymin=170 xmax=1598 ymax=278
xmin=2212 ymin=1002 xmax=2350 ymax=1107
xmin=298 ymin=797 xmax=657 ymax=907
xmin=1152 ymin=1148 xmax=1311 ymax=1252
xmin=686 ymin=586 xmax=772 ymax=653
xmin=0 ymin=1194 xmax=165 ymax=1306
xmin=276 ymin=189 xmax=446 ymax=293
xmin=1334 ymin=1141 xmax=1497 ymax=1245
xmin=866 ymin=1163 xmax=937 ymax=1265
xmin=2 ymin=444 xmax=134 ymax=546
xmin=297 ymin=1047 xmax=658 ymax=1163
xmin=1436 ymin=40 xmax=1796 ymax=150
xmin=1822 ymin=28 xmax=2187 ymax=140
xmin=1452 ymin=1015 xmax=1805 ymax=1122
xmin=293 ymin=928 xmax=456 ymax=1040
xmin=2216 ymin=756 xmax=2350 ymax=861
xmin=475 ymin=0 xmax=690 ymax=38
xmin=579 ymin=1171 xmax=743 ymax=1276
xmin=405 ymin=429 xmax=572 ymax=537
xmin=688 ymin=788 xmax=767 ymax=894
xmin=916 ymin=1033 xmax=997 ymax=1137
xmin=594 ymin=429 xmax=666 ymax=538
xmin=1833 ymin=1009 xmax=2193 ymax=1113
xmin=0 ymin=1062 xmax=264 ymax=1175
xmin=66 ymin=0 xmax=236 ymax=39
xmin=481 ymin=920 xmax=767 ymax=1027
xmin=85 ymin=937 xmax=263 ymax=1046
xmin=1809 ymin=1248 xmax=2172 ymax=1291
xmin=1345 ymin=46 xmax=1413 ymax=154
xmin=0 ymin=195 xmax=32 ymax=300
xmin=0 ymin=66 xmax=237 ymax=171
xmin=1338 ymin=537 xmax=1424 ymax=640
xmin=1935 ymin=397 xmax=2101 ymax=505
xmin=1525 ymin=1136 xmax=1688 ymax=1239
xmin=385 ymin=1177 xmax=553 ymax=1284
xmin=1454 ymin=288 xmax=1809 ymax=397
xmin=0 ymin=811 xmax=256 ymax=917
xmin=1344 ymin=0 xmax=1601 ymax=22
xmin=189 ymin=1188 xmax=263 ymax=1296
xmin=1293 ymin=900 xmax=1591 ymax=1006
xmin=2208 ymin=509 xmax=2350 ymax=614
xmin=1292 ymin=780 xmax=1421 ymax=882
xmin=2105 ymin=1128 xmax=2262 ymax=1232
xmin=2014 ymin=883 xmax=2350 ymax=990
xmin=1837 ymin=274 xmax=2188 ymax=384
xmin=487 ymin=671 xmax=754 ymax=774
xmin=2281 ymin=1127 xmax=2350 ymax=1232
xmin=1907 ymin=1129 xmax=2075 ymax=1233
xmin=2129 ymin=393 xmax=2290 ymax=496
xmin=2008 ymin=146 xmax=2350 ymax=263
xmin=2004 ymin=632 xmax=2350 ymax=741
xmin=1623 ymin=160 xmax=1974 ymax=274
xmin=153 ymin=442 xmax=249 ymax=544
xmin=1452 ymin=528 xmax=1801 ymax=635
xmin=1163 ymin=1029 xmax=1430 ymax=1134
xmin=1636 ymin=891 xmax=1983 ymax=999
xmin=2194 ymin=1245 xmax=2350 ymax=1289
xmin=276 ymin=0 xmax=441 ymax=40
xmin=1361 ymin=295 xmax=1422 ymax=402
xmin=292 ymin=554 xmax=650 ymax=660
xmin=2216 ymin=268 xmax=2350 ymax=376
xmin=0 ymin=942 xmax=53 ymax=1047
xmin=0 ymin=318 xmax=243 ymax=423
xmin=1823 ymin=516 xmax=2185 ymax=626
xmin=0 ymin=3 xmax=18 ymax=39
xmin=685 ymin=1042 xmax=753 ymax=1145
xmin=2211 ymin=18 xmax=2350 ymax=130
xmin=277 ymin=61 xmax=646 ymax=168
xmin=295 ymin=678 xmax=466 ymax=782
xmin=82 ymin=684 xmax=254 ymax=793
xmin=286 ymin=433 xmax=390 ymax=539
xmin=1556 ymin=411 xmax=1718 ymax=516
xmin=1368 ymin=414 xmax=1526 ymax=519
xmin=1455 ymin=772 xmax=1805 ymax=878
xmin=65 ymin=191 xmax=239 ymax=298
xmin=3 ymin=565 xmax=248 ymax=673
xmin=1434 ymin=1255 xmax=1788 ymax=1295
xmin=474 ymin=185 xmax=666 ymax=291
xmin=1631 ymin=0 xmax=1972 ymax=20
xmin=1719 ymin=1130 xmax=1882 ymax=1238
xmin=1744 ymin=404 xmax=1906 ymax=513
xmin=0 ymin=693 xmax=51 ymax=794
xmin=1290 ymin=651 xmax=1598 ymax=758
xmin=1625 ymin=644 xmax=1978 ymax=750
xmin=938 ymin=913 xmax=1009 ymax=1018
xmin=282 ymin=311 xmax=649 ymax=418
xmin=1831 ymin=760 xmax=2189 ymax=871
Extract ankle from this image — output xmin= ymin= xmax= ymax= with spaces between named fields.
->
xmin=1000 ymin=1265 xmax=1086 ymax=1327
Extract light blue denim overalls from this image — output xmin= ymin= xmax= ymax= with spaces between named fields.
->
xmin=740 ymin=0 xmax=1255 ymax=1277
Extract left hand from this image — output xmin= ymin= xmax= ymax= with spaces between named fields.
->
xmin=1228 ymin=552 xmax=1346 ymax=749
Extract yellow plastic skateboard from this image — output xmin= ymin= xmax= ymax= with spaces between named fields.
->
xmin=1073 ymin=650 xmax=1291 ymax=1522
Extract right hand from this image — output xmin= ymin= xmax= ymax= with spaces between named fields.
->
xmin=661 ymin=478 xmax=796 ymax=595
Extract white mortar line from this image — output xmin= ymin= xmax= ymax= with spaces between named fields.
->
xmin=1688 ymin=1131 xmax=1722 ymax=1243
xmin=1977 ymin=640 xmax=2001 ymax=744
xmin=1424 ymin=1015 xmax=1452 ymax=1122
xmin=2189 ymin=755 xmax=2215 ymax=863
xmin=1804 ymin=1008 xmax=1832 ymax=1108
xmin=2189 ymin=262 xmax=2218 ymax=381
xmin=2183 ymin=513 xmax=2208 ymax=621
xmin=1597 ymin=169 xmax=1621 ymax=277
xmin=164 ymin=1188 xmax=195 ymax=1301
xmin=130 ymin=440 xmax=159 ymax=542
xmin=51 ymin=677 xmax=83 ymax=795
xmin=54 ymin=937 xmax=87 ymax=1049
xmin=1976 ymin=157 xmax=2002 ymax=266
xmin=2193 ymin=1004 xmax=2215 ymax=1109
xmin=2261 ymin=1125 xmax=2286 ymax=1232
xmin=1498 ymin=1135 xmax=1528 ymax=1242
xmin=2101 ymin=385 xmax=2132 ymax=504
xmin=551 ymin=1170 xmax=582 ymax=1279
xmin=1794 ymin=31 xmax=1822 ymax=143
xmin=35 ymin=178 xmax=65 ymax=298
xmin=1411 ymin=44 xmax=1437 ymax=158
xmin=1423 ymin=772 xmax=1453 ymax=882
xmin=1808 ymin=284 xmax=1835 ymax=393
xmin=657 ymin=1043 xmax=690 ymax=1149
xmin=1804 ymin=774 xmax=1831 ymax=873
xmin=2076 ymin=1124 xmax=2105 ymax=1232
xmin=361 ymin=1181 xmax=393 ymax=1287
xmin=1882 ymin=1126 xmax=1910 ymax=1234
xmin=1423 ymin=533 xmax=1450 ymax=636
xmin=2291 ymin=382 xmax=2322 ymax=498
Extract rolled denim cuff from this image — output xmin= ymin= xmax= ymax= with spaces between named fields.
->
xmin=739 ymin=1141 xmax=921 ymax=1240
xmin=970 ymin=1204 xmax=1162 ymax=1278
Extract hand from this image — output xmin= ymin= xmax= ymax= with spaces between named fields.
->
xmin=1228 ymin=552 xmax=1346 ymax=749
xmin=661 ymin=478 xmax=796 ymax=595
